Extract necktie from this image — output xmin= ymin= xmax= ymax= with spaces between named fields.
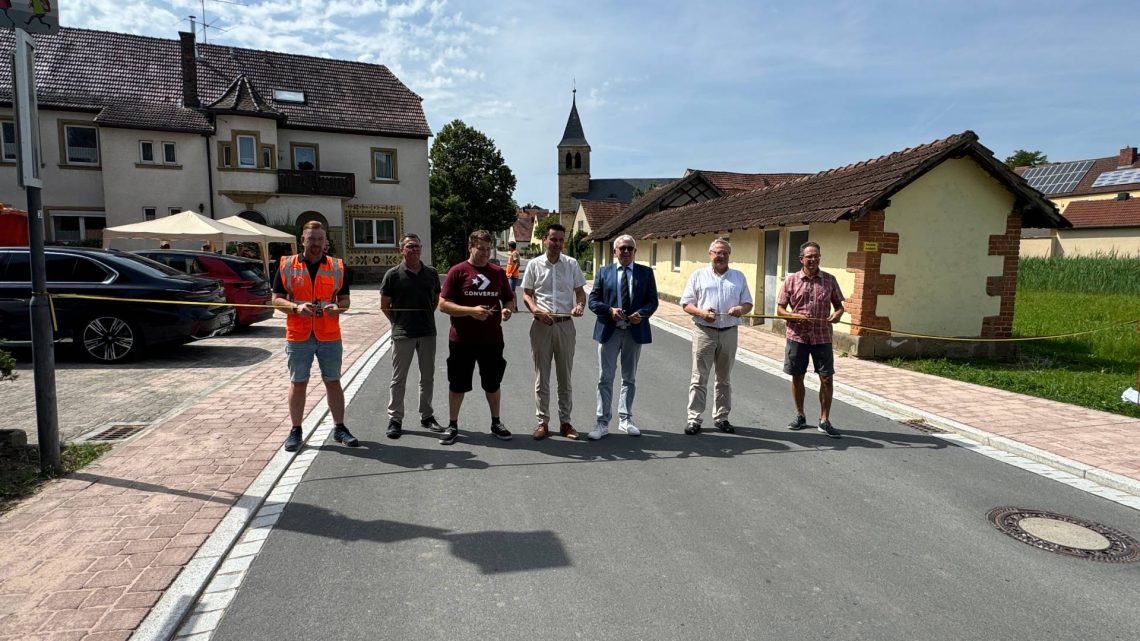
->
xmin=620 ymin=267 xmax=631 ymax=313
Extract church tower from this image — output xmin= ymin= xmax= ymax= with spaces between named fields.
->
xmin=557 ymin=90 xmax=591 ymax=214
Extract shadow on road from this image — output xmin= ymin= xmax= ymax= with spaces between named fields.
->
xmin=10 ymin=344 xmax=275 ymax=369
xmin=276 ymin=502 xmax=571 ymax=574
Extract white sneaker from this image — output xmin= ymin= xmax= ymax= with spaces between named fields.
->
xmin=618 ymin=420 xmax=641 ymax=436
xmin=587 ymin=424 xmax=609 ymax=440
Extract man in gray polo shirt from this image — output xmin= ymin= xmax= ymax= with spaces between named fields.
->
xmin=380 ymin=233 xmax=444 ymax=438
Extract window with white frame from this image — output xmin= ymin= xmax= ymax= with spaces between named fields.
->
xmin=237 ymin=135 xmax=257 ymax=168
xmin=162 ymin=142 xmax=177 ymax=164
xmin=168 ymin=207 xmax=182 ymax=216
xmin=371 ymin=148 xmax=397 ymax=181
xmin=273 ymin=89 xmax=306 ymax=103
xmin=139 ymin=140 xmax=155 ymax=163
xmin=1 ymin=121 xmax=15 ymax=162
xmin=63 ymin=124 xmax=99 ymax=165
xmin=293 ymin=144 xmax=317 ymax=170
xmin=672 ymin=240 xmax=682 ymax=271
xmin=50 ymin=212 xmax=105 ymax=242
xmin=353 ymin=217 xmax=396 ymax=247
xmin=143 ymin=207 xmax=157 ymax=221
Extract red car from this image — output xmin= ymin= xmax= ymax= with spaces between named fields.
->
xmin=133 ymin=250 xmax=274 ymax=327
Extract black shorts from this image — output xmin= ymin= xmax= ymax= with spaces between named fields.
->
xmin=783 ymin=340 xmax=835 ymax=377
xmin=447 ymin=341 xmax=507 ymax=393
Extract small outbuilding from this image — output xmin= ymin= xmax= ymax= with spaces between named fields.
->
xmin=591 ymin=131 xmax=1070 ymax=359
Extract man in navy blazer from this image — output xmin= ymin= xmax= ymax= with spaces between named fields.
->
xmin=587 ymin=235 xmax=659 ymax=439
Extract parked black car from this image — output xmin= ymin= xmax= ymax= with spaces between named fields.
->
xmin=0 ymin=247 xmax=236 ymax=363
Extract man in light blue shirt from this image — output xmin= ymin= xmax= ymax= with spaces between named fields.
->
xmin=679 ymin=237 xmax=753 ymax=435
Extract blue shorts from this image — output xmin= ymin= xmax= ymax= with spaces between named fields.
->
xmin=286 ymin=336 xmax=343 ymax=383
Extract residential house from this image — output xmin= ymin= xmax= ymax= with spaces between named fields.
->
xmin=0 ymin=27 xmax=432 ymax=280
xmin=590 ymin=131 xmax=1068 ymax=359
xmin=1017 ymin=146 xmax=1140 ymax=257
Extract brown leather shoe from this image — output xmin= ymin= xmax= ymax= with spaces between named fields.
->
xmin=560 ymin=423 xmax=579 ymax=440
xmin=533 ymin=423 xmax=549 ymax=440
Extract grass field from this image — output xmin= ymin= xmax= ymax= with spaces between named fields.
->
xmin=0 ymin=443 xmax=111 ymax=514
xmin=890 ymin=256 xmax=1140 ymax=418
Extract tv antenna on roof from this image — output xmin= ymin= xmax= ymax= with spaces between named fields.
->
xmin=190 ymin=0 xmax=244 ymax=44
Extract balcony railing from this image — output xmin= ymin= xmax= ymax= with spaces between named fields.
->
xmin=277 ymin=170 xmax=356 ymax=198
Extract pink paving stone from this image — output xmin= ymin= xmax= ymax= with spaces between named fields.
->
xmin=167 ymin=533 xmax=208 ymax=548
xmin=120 ymin=539 xmax=168 ymax=555
xmin=151 ymin=546 xmax=196 ymax=567
xmin=91 ymin=607 xmax=148 ymax=632
xmin=47 ymin=607 xmax=106 ymax=629
xmin=112 ymin=527 xmax=155 ymax=542
xmin=84 ymin=570 xmax=140 ymax=590
xmin=37 ymin=590 xmax=95 ymax=610
xmin=147 ymin=512 xmax=194 ymax=526
xmin=83 ymin=557 xmax=128 ymax=573
xmin=80 ymin=587 xmax=125 ymax=609
xmin=146 ymin=525 xmax=184 ymax=540
xmin=111 ymin=590 xmax=160 ymax=609
xmin=122 ymin=553 xmax=158 ymax=570
xmin=126 ymin=567 xmax=181 ymax=593
xmin=81 ymin=542 xmax=126 ymax=558
xmin=81 ymin=632 xmax=132 ymax=641
xmin=58 ymin=573 xmax=98 ymax=591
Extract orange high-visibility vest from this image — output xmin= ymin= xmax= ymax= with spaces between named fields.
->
xmin=505 ymin=250 xmax=521 ymax=278
xmin=279 ymin=254 xmax=345 ymax=342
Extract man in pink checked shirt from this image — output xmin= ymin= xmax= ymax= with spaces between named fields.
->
xmin=776 ymin=241 xmax=846 ymax=438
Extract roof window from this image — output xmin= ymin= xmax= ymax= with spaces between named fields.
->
xmin=272 ymin=89 xmax=306 ymax=103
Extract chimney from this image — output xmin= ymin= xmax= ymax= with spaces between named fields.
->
xmin=179 ymin=31 xmax=200 ymax=108
xmin=1119 ymin=146 xmax=1137 ymax=168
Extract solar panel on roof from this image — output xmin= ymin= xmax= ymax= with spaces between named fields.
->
xmin=1089 ymin=168 xmax=1140 ymax=189
xmin=1021 ymin=160 xmax=1095 ymax=195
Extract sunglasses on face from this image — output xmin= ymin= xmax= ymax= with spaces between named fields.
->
xmin=617 ymin=247 xmax=635 ymax=253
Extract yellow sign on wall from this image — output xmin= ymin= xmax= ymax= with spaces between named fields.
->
xmin=862 ymin=241 xmax=879 ymax=252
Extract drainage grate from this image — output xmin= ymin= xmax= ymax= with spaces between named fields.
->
xmin=899 ymin=418 xmax=945 ymax=434
xmin=78 ymin=423 xmax=149 ymax=443
xmin=986 ymin=507 xmax=1140 ymax=563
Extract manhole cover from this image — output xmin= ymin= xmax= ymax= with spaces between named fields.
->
xmin=986 ymin=507 xmax=1140 ymax=563
xmin=78 ymin=423 xmax=149 ymax=443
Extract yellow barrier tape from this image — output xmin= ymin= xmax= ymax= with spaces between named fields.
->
xmin=729 ymin=313 xmax=1140 ymax=343
xmin=44 ymin=293 xmax=1139 ymax=343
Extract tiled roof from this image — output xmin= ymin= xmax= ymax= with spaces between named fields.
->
xmin=620 ymin=131 xmax=1066 ymax=240
xmin=1015 ymin=150 xmax=1140 ymax=198
xmin=588 ymin=180 xmax=681 ymax=241
xmin=691 ymin=170 xmax=812 ymax=194
xmin=578 ymin=200 xmax=627 ymax=231
xmin=0 ymin=27 xmax=430 ymax=137
xmin=206 ymin=75 xmax=283 ymax=117
xmin=570 ymin=178 xmax=678 ymax=210
xmin=1060 ymin=198 xmax=1140 ymax=228
xmin=558 ymin=96 xmax=589 ymax=147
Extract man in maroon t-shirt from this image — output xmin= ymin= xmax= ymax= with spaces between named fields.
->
xmin=437 ymin=230 xmax=516 ymax=445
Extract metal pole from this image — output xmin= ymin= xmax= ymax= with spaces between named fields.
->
xmin=26 ymin=186 xmax=60 ymax=474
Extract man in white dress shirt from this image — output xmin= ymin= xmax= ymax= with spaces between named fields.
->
xmin=679 ymin=237 xmax=753 ymax=435
xmin=522 ymin=223 xmax=587 ymax=440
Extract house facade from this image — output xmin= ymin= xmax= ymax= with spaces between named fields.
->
xmin=0 ymin=27 xmax=432 ymax=280
xmin=1017 ymin=146 xmax=1140 ymax=258
xmin=590 ymin=132 xmax=1068 ymax=359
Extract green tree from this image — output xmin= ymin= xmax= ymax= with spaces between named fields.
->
xmin=429 ymin=120 xmax=518 ymax=269
xmin=1004 ymin=149 xmax=1048 ymax=169
xmin=532 ymin=214 xmax=562 ymax=243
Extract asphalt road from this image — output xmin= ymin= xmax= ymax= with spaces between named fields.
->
xmin=212 ymin=312 xmax=1140 ymax=641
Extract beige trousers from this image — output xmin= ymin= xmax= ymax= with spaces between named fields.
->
xmin=530 ymin=319 xmax=576 ymax=424
xmin=687 ymin=325 xmax=737 ymax=424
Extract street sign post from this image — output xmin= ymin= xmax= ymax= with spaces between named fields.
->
xmin=10 ymin=26 xmax=59 ymax=474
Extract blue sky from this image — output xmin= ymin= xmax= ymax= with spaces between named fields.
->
xmin=64 ymin=0 xmax=1140 ymax=210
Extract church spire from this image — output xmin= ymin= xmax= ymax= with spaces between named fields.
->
xmin=559 ymin=89 xmax=589 ymax=147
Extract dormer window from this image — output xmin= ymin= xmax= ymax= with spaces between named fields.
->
xmin=273 ymin=89 xmax=306 ymax=103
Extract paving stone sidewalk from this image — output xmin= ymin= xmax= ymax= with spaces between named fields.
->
xmin=0 ymin=292 xmax=389 ymax=641
xmin=651 ymin=302 xmax=1140 ymax=494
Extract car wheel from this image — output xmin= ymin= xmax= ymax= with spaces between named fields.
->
xmin=79 ymin=315 xmax=141 ymax=363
